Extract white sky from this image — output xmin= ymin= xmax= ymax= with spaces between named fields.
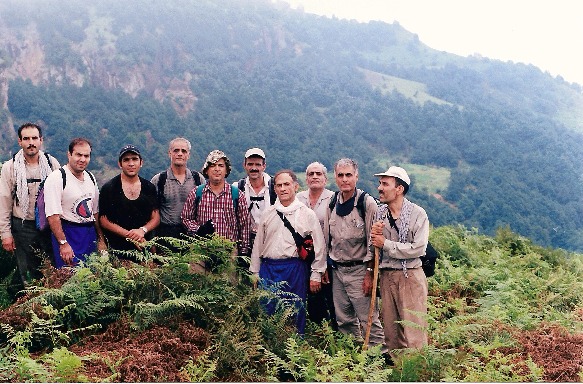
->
xmin=283 ymin=0 xmax=583 ymax=85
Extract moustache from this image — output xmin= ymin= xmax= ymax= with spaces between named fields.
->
xmin=250 ymin=170 xmax=259 ymax=173
xmin=27 ymin=145 xmax=36 ymax=149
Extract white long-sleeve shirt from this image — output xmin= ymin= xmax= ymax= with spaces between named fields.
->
xmin=250 ymin=198 xmax=326 ymax=282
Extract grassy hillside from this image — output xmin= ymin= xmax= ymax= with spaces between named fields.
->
xmin=0 ymin=226 xmax=581 ymax=382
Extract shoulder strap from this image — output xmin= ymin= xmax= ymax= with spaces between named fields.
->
xmin=195 ymin=184 xmax=204 ymax=200
xmin=44 ymin=152 xmax=60 ymax=171
xmin=231 ymin=184 xmax=241 ymax=243
xmin=191 ymin=170 xmax=202 ymax=186
xmin=86 ymin=171 xmax=96 ymax=185
xmin=356 ymin=191 xmax=367 ymax=221
xmin=276 ymin=211 xmax=303 ymax=248
xmin=231 ymin=184 xmax=239 ymax=202
xmin=59 ymin=167 xmax=66 ymax=190
xmin=157 ymin=171 xmax=168 ymax=204
xmin=268 ymin=178 xmax=277 ymax=205
xmin=328 ymin=191 xmax=339 ymax=211
xmin=386 ymin=209 xmax=398 ymax=234
xmin=237 ymin=178 xmax=245 ymax=192
xmin=192 ymin=184 xmax=205 ymax=221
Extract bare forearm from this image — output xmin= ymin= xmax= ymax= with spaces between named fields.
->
xmin=48 ymin=215 xmax=66 ymax=241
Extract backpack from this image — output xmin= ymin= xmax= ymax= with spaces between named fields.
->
xmin=237 ymin=177 xmax=277 ymax=209
xmin=328 ymin=190 xmax=368 ymax=220
xmin=192 ymin=184 xmax=240 ymax=271
xmin=327 ymin=190 xmax=369 ymax=252
xmin=35 ymin=167 xmax=96 ymax=230
xmin=156 ymin=169 xmax=203 ymax=206
xmin=193 ymin=183 xmax=240 ymax=222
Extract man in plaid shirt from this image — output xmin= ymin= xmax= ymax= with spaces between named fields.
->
xmin=181 ymin=150 xmax=251 ymax=270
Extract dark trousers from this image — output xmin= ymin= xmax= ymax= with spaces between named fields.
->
xmin=307 ymin=266 xmax=338 ymax=330
xmin=11 ymin=217 xmax=53 ymax=285
xmin=154 ymin=223 xmax=187 ymax=254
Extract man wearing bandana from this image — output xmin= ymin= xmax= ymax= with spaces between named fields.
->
xmin=327 ymin=158 xmax=386 ymax=352
xmin=370 ymin=166 xmax=429 ymax=356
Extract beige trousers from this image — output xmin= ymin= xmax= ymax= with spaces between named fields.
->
xmin=379 ymin=267 xmax=428 ymax=352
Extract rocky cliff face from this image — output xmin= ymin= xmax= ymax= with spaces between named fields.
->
xmin=0 ymin=19 xmax=198 ymax=153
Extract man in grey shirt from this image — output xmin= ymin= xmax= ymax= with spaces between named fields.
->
xmin=327 ymin=158 xmax=386 ymax=352
xmin=371 ymin=166 xmax=429 ymax=355
xmin=151 ymin=138 xmax=204 ymax=252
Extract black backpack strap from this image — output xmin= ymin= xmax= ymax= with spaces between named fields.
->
xmin=86 ymin=171 xmax=96 ymax=185
xmin=191 ymin=170 xmax=202 ymax=186
xmin=44 ymin=152 xmax=60 ymax=171
xmin=328 ymin=191 xmax=339 ymax=212
xmin=356 ymin=191 xmax=367 ymax=221
xmin=59 ymin=168 xmax=66 ymax=190
xmin=237 ymin=178 xmax=245 ymax=192
xmin=268 ymin=178 xmax=277 ymax=205
xmin=276 ymin=211 xmax=304 ymax=248
xmin=156 ymin=171 xmax=168 ymax=205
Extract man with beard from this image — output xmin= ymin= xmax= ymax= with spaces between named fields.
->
xmin=0 ymin=123 xmax=60 ymax=285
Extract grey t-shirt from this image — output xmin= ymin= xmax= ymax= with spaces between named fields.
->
xmin=151 ymin=168 xmax=204 ymax=226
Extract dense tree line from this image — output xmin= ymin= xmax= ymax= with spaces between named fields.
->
xmin=2 ymin=0 xmax=583 ymax=251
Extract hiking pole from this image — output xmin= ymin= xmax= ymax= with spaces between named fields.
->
xmin=363 ymin=246 xmax=380 ymax=350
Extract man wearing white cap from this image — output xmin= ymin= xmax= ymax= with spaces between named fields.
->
xmin=234 ymin=147 xmax=276 ymax=252
xmin=370 ymin=166 xmax=429 ymax=354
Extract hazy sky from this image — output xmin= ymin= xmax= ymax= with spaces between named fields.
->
xmin=283 ymin=0 xmax=583 ymax=85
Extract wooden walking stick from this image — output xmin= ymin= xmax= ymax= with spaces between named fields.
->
xmin=363 ymin=246 xmax=380 ymax=350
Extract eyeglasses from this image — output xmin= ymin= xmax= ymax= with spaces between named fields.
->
xmin=307 ymin=171 xmax=323 ymax=176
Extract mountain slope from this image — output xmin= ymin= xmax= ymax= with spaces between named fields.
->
xmin=1 ymin=0 xmax=583 ymax=251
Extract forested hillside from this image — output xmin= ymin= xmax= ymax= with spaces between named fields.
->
xmin=1 ymin=0 xmax=583 ymax=251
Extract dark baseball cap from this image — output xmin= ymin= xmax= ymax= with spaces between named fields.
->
xmin=118 ymin=144 xmax=141 ymax=161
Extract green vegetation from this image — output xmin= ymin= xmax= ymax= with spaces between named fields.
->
xmin=0 ymin=226 xmax=581 ymax=382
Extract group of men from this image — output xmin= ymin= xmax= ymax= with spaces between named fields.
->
xmin=0 ymin=122 xmax=430 ymax=360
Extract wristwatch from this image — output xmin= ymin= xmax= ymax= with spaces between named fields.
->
xmin=140 ymin=226 xmax=148 ymax=234
xmin=59 ymin=239 xmax=68 ymax=245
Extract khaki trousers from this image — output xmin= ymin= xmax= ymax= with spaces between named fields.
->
xmin=379 ymin=267 xmax=428 ymax=352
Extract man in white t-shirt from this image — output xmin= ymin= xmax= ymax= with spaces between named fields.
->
xmin=44 ymin=138 xmax=106 ymax=268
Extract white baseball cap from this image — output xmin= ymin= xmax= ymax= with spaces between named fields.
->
xmin=374 ymin=166 xmax=410 ymax=186
xmin=244 ymin=147 xmax=265 ymax=159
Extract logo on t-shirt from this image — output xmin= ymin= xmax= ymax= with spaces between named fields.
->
xmin=75 ymin=197 xmax=94 ymax=219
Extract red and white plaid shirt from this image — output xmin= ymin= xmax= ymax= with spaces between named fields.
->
xmin=181 ymin=182 xmax=251 ymax=253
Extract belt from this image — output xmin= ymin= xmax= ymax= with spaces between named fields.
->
xmin=334 ymin=260 xmax=365 ymax=267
